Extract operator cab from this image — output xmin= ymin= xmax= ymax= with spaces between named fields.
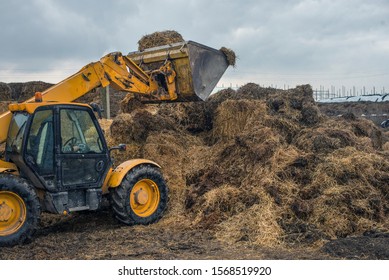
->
xmin=5 ymin=103 xmax=111 ymax=213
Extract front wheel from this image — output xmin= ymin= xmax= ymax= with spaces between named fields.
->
xmin=0 ymin=175 xmax=41 ymax=247
xmin=110 ymin=165 xmax=168 ymax=225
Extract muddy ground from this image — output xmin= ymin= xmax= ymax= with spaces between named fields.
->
xmin=0 ymin=208 xmax=388 ymax=260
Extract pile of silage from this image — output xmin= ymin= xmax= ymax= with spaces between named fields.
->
xmin=385 ymin=131 xmax=389 ymax=151
xmin=0 ymin=101 xmax=11 ymax=114
xmin=107 ymin=84 xmax=389 ymax=247
xmin=0 ymin=81 xmax=54 ymax=115
xmin=138 ymin=30 xmax=185 ymax=51
xmin=0 ymin=81 xmax=53 ymax=102
xmin=219 ymin=47 xmax=237 ymax=67
xmin=0 ymin=82 xmax=12 ymax=100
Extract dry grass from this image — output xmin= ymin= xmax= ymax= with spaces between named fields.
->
xmin=138 ymin=30 xmax=184 ymax=51
xmin=211 ymin=100 xmax=267 ymax=141
xmin=0 ymin=81 xmax=52 ymax=102
xmin=219 ymin=47 xmax=237 ymax=67
xmin=216 ymin=195 xmax=283 ymax=247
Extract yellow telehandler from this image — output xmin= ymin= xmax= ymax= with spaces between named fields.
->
xmin=0 ymin=41 xmax=230 ymax=246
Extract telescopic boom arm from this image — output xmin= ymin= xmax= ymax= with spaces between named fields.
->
xmin=0 ymin=52 xmax=178 ymax=144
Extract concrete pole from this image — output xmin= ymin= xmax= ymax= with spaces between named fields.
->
xmin=101 ymin=86 xmax=111 ymax=119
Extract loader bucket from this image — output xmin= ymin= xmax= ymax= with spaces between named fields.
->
xmin=127 ymin=41 xmax=229 ymax=101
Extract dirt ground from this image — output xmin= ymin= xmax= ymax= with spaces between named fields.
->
xmin=0 ymin=208 xmax=387 ymax=260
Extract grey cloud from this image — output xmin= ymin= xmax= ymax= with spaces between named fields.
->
xmin=0 ymin=0 xmax=388 ymax=89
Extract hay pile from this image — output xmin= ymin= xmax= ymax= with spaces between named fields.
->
xmin=0 ymin=81 xmax=53 ymax=102
xmin=0 ymin=101 xmax=12 ymax=114
xmin=138 ymin=30 xmax=185 ymax=51
xmin=0 ymin=82 xmax=12 ymax=100
xmin=107 ymin=83 xmax=389 ymax=247
xmin=0 ymin=81 xmax=53 ymax=115
xmin=219 ymin=47 xmax=237 ymax=67
xmin=385 ymin=131 xmax=389 ymax=151
xmin=1 ymin=81 xmax=53 ymax=114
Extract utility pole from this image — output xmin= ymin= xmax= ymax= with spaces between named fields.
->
xmin=101 ymin=85 xmax=111 ymax=119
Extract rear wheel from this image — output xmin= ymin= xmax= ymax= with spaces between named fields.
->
xmin=110 ymin=165 xmax=168 ymax=225
xmin=0 ymin=175 xmax=41 ymax=247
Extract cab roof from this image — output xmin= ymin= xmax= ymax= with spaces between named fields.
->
xmin=8 ymin=101 xmax=92 ymax=114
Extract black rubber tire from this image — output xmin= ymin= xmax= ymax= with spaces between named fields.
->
xmin=110 ymin=164 xmax=168 ymax=225
xmin=0 ymin=174 xmax=41 ymax=247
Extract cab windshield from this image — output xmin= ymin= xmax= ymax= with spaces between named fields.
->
xmin=6 ymin=112 xmax=29 ymax=155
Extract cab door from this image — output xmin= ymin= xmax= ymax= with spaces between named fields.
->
xmin=56 ymin=106 xmax=110 ymax=190
xmin=24 ymin=108 xmax=56 ymax=190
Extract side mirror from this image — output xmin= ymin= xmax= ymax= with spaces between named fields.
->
xmin=90 ymin=103 xmax=104 ymax=119
xmin=109 ymin=144 xmax=127 ymax=153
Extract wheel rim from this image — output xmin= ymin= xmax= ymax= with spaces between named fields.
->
xmin=130 ymin=179 xmax=160 ymax=217
xmin=0 ymin=191 xmax=27 ymax=236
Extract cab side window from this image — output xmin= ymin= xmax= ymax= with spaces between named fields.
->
xmin=26 ymin=109 xmax=54 ymax=175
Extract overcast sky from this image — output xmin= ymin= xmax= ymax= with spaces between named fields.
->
xmin=0 ymin=0 xmax=388 ymax=94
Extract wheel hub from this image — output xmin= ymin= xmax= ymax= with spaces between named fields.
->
xmin=0 ymin=191 xmax=27 ymax=236
xmin=0 ymin=202 xmax=13 ymax=222
xmin=130 ymin=179 xmax=160 ymax=217
xmin=134 ymin=189 xmax=149 ymax=205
